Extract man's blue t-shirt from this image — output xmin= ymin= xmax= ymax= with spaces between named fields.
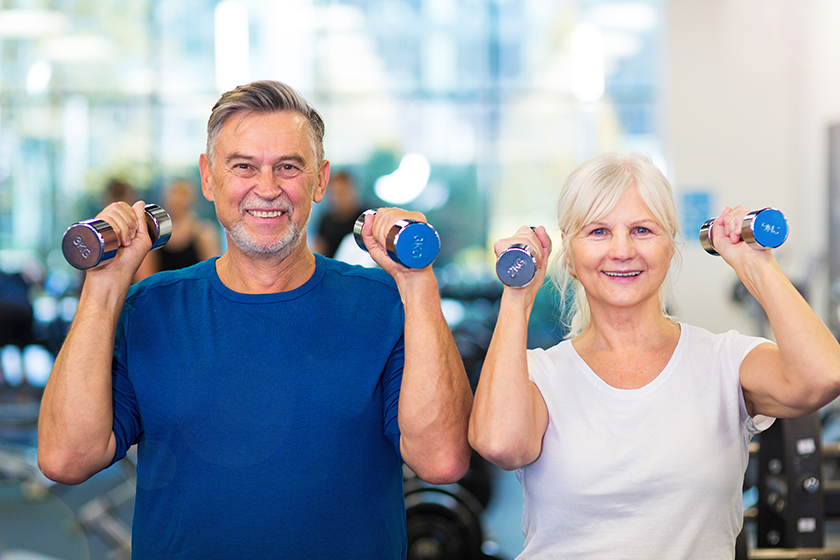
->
xmin=111 ymin=255 xmax=407 ymax=558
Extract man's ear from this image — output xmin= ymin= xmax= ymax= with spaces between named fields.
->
xmin=313 ymin=160 xmax=330 ymax=203
xmin=199 ymin=153 xmax=215 ymax=202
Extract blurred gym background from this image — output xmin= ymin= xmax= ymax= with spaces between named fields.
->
xmin=2 ymin=0 xmax=840 ymax=558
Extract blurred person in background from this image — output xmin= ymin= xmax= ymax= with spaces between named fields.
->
xmin=313 ymin=169 xmax=364 ymax=259
xmin=102 ymin=178 xmax=138 ymax=206
xmin=135 ymin=178 xmax=221 ymax=281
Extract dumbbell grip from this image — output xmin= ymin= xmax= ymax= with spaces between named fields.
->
xmin=496 ymin=227 xmax=551 ymax=288
xmin=699 ymin=207 xmax=788 ymax=256
xmin=352 ymin=209 xmax=440 ymax=269
xmin=62 ymin=204 xmax=172 ymax=270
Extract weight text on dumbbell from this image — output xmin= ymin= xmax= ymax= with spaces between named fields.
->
xmin=763 ymin=224 xmax=780 ymax=234
xmin=507 ymin=257 xmax=527 ymax=278
xmin=72 ymin=236 xmax=92 ymax=259
xmin=412 ymin=235 xmax=423 ymax=258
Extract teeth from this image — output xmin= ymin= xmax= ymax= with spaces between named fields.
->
xmin=605 ymin=271 xmax=641 ymax=277
xmin=249 ymin=210 xmax=284 ymax=218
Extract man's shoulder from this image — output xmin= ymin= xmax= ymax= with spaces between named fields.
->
xmin=317 ymin=255 xmax=398 ymax=291
xmin=128 ymin=259 xmax=212 ymax=301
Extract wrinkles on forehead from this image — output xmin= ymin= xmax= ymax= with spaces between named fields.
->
xmin=231 ymin=110 xmax=318 ymax=162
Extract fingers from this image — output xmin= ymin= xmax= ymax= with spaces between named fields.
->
xmin=364 ymin=207 xmax=427 ymax=247
xmin=96 ymin=201 xmax=148 ymax=247
xmin=715 ymin=205 xmax=750 ymax=245
xmin=533 ymin=225 xmax=553 ymax=254
xmin=494 ymin=225 xmax=550 ymax=264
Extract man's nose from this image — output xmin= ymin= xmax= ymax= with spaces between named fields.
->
xmin=253 ymin=167 xmax=283 ymax=198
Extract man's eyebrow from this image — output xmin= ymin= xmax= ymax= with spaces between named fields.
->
xmin=277 ymin=154 xmax=307 ymax=167
xmin=224 ymin=152 xmax=308 ymax=167
xmin=225 ymin=152 xmax=255 ymax=164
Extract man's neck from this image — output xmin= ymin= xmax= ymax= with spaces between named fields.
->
xmin=215 ymin=243 xmax=317 ymax=294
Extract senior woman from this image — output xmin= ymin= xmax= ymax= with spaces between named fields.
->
xmin=469 ymin=152 xmax=840 ymax=558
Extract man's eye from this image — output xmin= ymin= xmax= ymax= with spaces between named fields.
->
xmin=277 ymin=164 xmax=302 ymax=177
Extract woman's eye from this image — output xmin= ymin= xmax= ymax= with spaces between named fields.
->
xmin=636 ymin=226 xmax=650 ymax=235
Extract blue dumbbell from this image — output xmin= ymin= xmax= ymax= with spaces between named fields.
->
xmin=699 ymin=207 xmax=788 ymax=256
xmin=353 ymin=209 xmax=440 ymax=269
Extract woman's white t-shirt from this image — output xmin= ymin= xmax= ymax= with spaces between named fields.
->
xmin=516 ymin=323 xmax=773 ymax=559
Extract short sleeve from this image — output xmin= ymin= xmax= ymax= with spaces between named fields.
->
xmin=382 ymin=334 xmax=406 ymax=461
xmin=109 ymin=302 xmax=143 ymax=466
xmin=725 ymin=330 xmax=776 ymax=435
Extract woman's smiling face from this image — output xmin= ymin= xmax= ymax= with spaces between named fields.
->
xmin=568 ymin=185 xmax=673 ymax=315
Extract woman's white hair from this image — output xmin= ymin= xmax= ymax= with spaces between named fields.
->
xmin=550 ymin=152 xmax=684 ymax=338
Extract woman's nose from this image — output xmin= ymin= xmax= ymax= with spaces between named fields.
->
xmin=609 ymin=232 xmax=636 ymax=259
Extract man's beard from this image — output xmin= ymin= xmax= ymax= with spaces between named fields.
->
xmin=221 ymin=201 xmax=307 ymax=261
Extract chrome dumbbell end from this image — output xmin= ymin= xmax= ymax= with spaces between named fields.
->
xmin=62 ymin=203 xmax=172 ymax=270
xmin=145 ymin=204 xmax=173 ymax=250
xmin=496 ymin=244 xmax=537 ymax=287
xmin=495 ymin=227 xmax=551 ymax=287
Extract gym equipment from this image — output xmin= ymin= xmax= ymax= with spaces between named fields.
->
xmin=352 ymin=209 xmax=440 ymax=268
xmin=404 ymin=477 xmax=485 ymax=560
xmin=62 ymin=204 xmax=172 ymax=270
xmin=757 ymin=414 xmax=825 ymax=549
xmin=733 ymin=413 xmax=840 ymax=560
xmin=495 ymin=227 xmax=549 ymax=288
xmin=699 ymin=207 xmax=788 ymax=256
xmin=404 ymin=452 xmax=504 ymax=560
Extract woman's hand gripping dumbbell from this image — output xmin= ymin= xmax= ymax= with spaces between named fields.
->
xmin=352 ymin=209 xmax=440 ymax=269
xmin=62 ymin=203 xmax=172 ymax=270
xmin=495 ymin=226 xmax=552 ymax=287
xmin=699 ymin=207 xmax=787 ymax=256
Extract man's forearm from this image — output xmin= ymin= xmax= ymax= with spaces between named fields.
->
xmin=38 ymin=281 xmax=123 ymax=484
xmin=398 ymin=273 xmax=472 ymax=484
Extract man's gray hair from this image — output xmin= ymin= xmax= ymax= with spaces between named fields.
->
xmin=205 ymin=80 xmax=325 ymax=166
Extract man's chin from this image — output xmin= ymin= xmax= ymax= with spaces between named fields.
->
xmin=226 ymin=227 xmax=302 ymax=261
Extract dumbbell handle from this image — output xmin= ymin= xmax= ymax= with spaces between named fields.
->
xmin=352 ymin=209 xmax=440 ymax=269
xmin=62 ymin=204 xmax=172 ymax=270
xmin=699 ymin=207 xmax=788 ymax=256
xmin=496 ymin=227 xmax=551 ymax=287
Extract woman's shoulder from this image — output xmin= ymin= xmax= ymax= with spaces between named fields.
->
xmin=679 ymin=322 xmax=771 ymax=357
xmin=527 ymin=340 xmax=577 ymax=372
